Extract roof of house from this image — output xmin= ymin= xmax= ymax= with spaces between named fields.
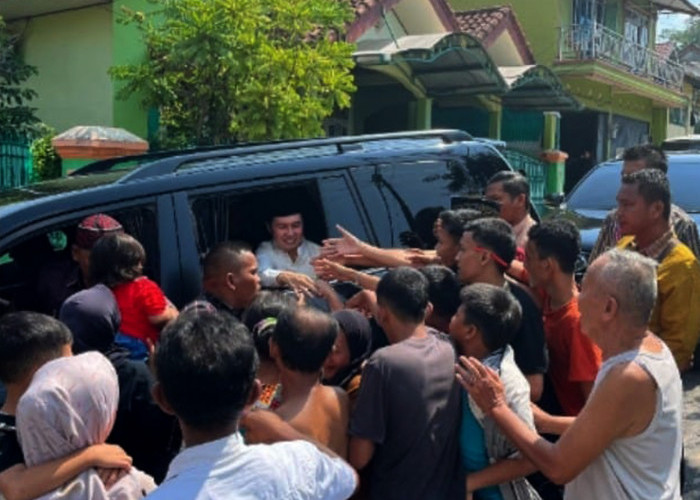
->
xmin=346 ymin=0 xmax=457 ymax=42
xmin=655 ymin=41 xmax=676 ymax=61
xmin=453 ymin=6 xmax=534 ymax=64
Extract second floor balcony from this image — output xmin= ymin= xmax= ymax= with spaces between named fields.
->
xmin=557 ymin=24 xmax=684 ymax=92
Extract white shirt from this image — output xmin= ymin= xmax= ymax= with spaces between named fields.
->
xmin=146 ymin=433 xmax=356 ymax=500
xmin=565 ymin=343 xmax=682 ymax=500
xmin=256 ymin=239 xmax=321 ymax=287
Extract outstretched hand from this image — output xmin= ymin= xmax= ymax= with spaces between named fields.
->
xmin=321 ymin=225 xmax=364 ymax=259
xmin=345 ymin=289 xmax=377 ymax=318
xmin=455 ymin=356 xmax=506 ymax=416
xmin=313 ymin=257 xmax=355 ymax=282
xmin=405 ymin=248 xmax=440 ymax=267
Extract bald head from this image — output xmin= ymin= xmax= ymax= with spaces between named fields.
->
xmin=589 ymin=249 xmax=658 ymax=327
xmin=272 ymin=308 xmax=338 ymax=373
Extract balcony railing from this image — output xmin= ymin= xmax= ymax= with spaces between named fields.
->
xmin=557 ymin=24 xmax=684 ymax=92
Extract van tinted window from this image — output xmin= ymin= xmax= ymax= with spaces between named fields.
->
xmin=189 ymin=175 xmax=369 ymax=258
xmin=351 ymin=150 xmax=505 ymax=247
xmin=0 ymin=204 xmax=158 ymax=316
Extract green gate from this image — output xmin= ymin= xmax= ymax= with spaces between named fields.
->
xmin=0 ymin=134 xmax=33 ymax=189
xmin=502 ymin=149 xmax=547 ymax=214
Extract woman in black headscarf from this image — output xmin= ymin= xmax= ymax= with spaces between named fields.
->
xmin=322 ymin=309 xmax=372 ymax=407
xmin=59 ymin=285 xmax=180 ymax=483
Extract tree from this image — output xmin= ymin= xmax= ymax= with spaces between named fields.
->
xmin=0 ymin=17 xmax=39 ymax=136
xmin=662 ymin=18 xmax=700 ymax=50
xmin=110 ymin=0 xmax=357 ymax=148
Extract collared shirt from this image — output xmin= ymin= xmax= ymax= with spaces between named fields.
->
xmin=146 ymin=432 xmax=356 ymax=500
xmin=618 ymin=235 xmax=700 ymax=371
xmin=589 ymin=204 xmax=700 ymax=263
xmin=256 ymin=239 xmax=321 ymax=288
xmin=629 ymin=229 xmax=676 ymax=261
xmin=512 ymin=214 xmax=536 ymax=250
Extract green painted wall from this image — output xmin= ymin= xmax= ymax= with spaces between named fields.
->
xmin=14 ymin=6 xmax=113 ymax=133
xmin=450 ymin=0 xmax=562 ymax=65
xmin=112 ymin=0 xmax=157 ymax=140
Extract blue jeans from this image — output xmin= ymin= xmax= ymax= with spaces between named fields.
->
xmin=114 ymin=333 xmax=149 ymax=361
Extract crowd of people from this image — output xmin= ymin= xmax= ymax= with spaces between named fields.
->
xmin=0 ymin=144 xmax=696 ymax=499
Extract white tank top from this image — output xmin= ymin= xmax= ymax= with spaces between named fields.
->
xmin=564 ymin=341 xmax=683 ymax=500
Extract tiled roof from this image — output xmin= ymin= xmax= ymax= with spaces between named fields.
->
xmin=454 ymin=6 xmax=511 ymax=42
xmin=655 ymin=41 xmax=676 ymax=61
xmin=349 ymin=0 xmax=378 ymax=19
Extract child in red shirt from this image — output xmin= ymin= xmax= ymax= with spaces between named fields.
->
xmin=89 ymin=233 xmax=178 ymax=358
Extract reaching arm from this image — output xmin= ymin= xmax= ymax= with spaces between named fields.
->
xmin=531 ymin=403 xmax=575 ymax=436
xmin=348 ymin=437 xmax=375 ymax=471
xmin=457 ymin=356 xmax=656 ymax=485
xmin=0 ymin=444 xmax=131 ymax=500
xmin=323 ymin=225 xmax=416 ymax=268
xmin=466 ymin=456 xmax=538 ymax=494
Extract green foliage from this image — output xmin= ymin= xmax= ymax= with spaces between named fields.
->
xmin=30 ymin=124 xmax=62 ymax=181
xmin=110 ymin=0 xmax=357 ymax=148
xmin=0 ymin=17 xmax=39 ymax=136
xmin=661 ymin=18 xmax=700 ymax=50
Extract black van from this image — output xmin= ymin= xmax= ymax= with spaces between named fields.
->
xmin=0 ymin=130 xmax=514 ymax=312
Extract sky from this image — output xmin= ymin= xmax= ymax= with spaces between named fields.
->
xmin=656 ymin=2 xmax=700 ymax=41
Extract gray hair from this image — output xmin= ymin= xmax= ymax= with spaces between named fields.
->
xmin=593 ymin=249 xmax=657 ymax=327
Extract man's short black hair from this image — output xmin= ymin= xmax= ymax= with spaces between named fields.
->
xmin=622 ymin=169 xmax=672 ymax=221
xmin=89 ymin=233 xmax=146 ymax=287
xmin=458 ymin=284 xmax=522 ymax=352
xmin=463 ymin=218 xmax=516 ymax=272
xmin=242 ymin=290 xmax=297 ymax=361
xmin=203 ymin=241 xmax=253 ymax=280
xmin=155 ymin=310 xmax=258 ymax=430
xmin=0 ymin=312 xmax=72 ymax=383
xmin=419 ymin=265 xmax=461 ymax=320
xmin=528 ymin=220 xmax=581 ymax=274
xmin=622 ymin=145 xmax=668 ymax=173
xmin=487 ymin=171 xmax=530 ymax=202
xmin=438 ymin=209 xmax=483 ymax=242
xmin=376 ymin=267 xmax=430 ymax=323
xmin=272 ymin=308 xmax=338 ymax=373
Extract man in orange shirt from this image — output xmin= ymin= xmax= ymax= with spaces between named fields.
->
xmin=525 ymin=220 xmax=601 ymax=416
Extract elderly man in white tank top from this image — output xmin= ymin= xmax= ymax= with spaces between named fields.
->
xmin=457 ymin=248 xmax=683 ymax=500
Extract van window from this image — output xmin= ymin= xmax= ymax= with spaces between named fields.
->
xmin=351 ymin=151 xmax=504 ymax=248
xmin=189 ymin=175 xmax=369 ymax=260
xmin=0 ymin=204 xmax=158 ymax=316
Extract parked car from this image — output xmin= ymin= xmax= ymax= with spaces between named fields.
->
xmin=550 ymin=152 xmax=700 ymax=262
xmin=0 ymin=130 xmax=519 ymax=314
xmin=662 ymin=135 xmax=700 ymax=153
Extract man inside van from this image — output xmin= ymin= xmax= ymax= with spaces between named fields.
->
xmin=256 ymin=208 xmax=322 ymax=297
xmin=37 ymin=213 xmax=124 ymax=316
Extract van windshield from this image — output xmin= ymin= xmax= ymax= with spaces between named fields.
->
xmin=567 ymin=160 xmax=700 ymax=213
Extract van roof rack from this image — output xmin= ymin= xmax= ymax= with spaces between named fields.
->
xmin=71 ymin=129 xmax=473 ymax=181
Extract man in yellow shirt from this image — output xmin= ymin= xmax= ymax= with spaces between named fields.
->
xmin=616 ymin=169 xmax=700 ymax=371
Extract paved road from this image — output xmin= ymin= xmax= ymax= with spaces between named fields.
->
xmin=684 ymin=371 xmax=700 ymax=498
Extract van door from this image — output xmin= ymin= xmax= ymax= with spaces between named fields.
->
xmin=349 ymin=153 xmax=502 ymax=249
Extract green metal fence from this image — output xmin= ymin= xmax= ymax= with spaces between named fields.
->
xmin=501 ymin=149 xmax=547 ymax=213
xmin=0 ymin=134 xmax=33 ymax=189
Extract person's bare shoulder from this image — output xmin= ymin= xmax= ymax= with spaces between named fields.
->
xmin=595 ymin=359 xmax=657 ymax=437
